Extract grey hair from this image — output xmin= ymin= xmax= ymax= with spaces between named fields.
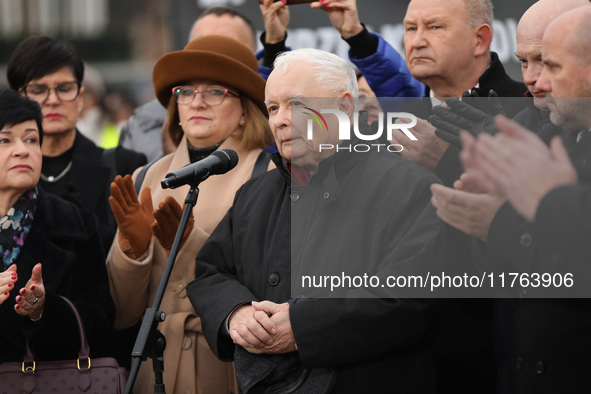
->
xmin=465 ymin=0 xmax=494 ymax=28
xmin=273 ymin=48 xmax=358 ymax=97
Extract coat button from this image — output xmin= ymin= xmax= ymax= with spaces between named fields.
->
xmin=536 ymin=361 xmax=545 ymax=374
xmin=268 ymin=273 xmax=280 ymax=286
xmin=290 ymin=192 xmax=300 ymax=202
xmin=517 ymin=357 xmax=524 ymax=370
xmin=520 ymin=233 xmax=533 ymax=247
xmin=323 ymin=192 xmax=330 ymax=199
xmin=182 ymin=336 xmax=192 ymax=350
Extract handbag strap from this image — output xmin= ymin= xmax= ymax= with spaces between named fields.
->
xmin=23 ymin=296 xmax=90 ymax=363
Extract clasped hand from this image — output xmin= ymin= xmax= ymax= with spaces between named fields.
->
xmin=229 ymin=301 xmax=296 ymax=354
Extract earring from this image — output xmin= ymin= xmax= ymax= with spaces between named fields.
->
xmin=240 ymin=119 xmax=245 ymax=126
xmin=179 ymin=122 xmax=182 ymax=126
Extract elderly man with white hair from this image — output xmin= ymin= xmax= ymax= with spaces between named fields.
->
xmin=187 ymin=48 xmax=445 ymax=393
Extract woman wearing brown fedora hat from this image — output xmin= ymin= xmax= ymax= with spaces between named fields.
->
xmin=106 ymin=35 xmax=274 ymax=394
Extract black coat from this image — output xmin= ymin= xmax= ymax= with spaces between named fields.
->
xmin=480 ymin=129 xmax=591 ymax=393
xmin=399 ymin=52 xmax=526 ymax=393
xmin=478 ymin=98 xmax=562 ymax=394
xmin=0 ymin=189 xmax=115 ymax=364
xmin=428 ymin=52 xmax=527 ymax=186
xmin=188 ymin=145 xmax=446 ymax=393
xmin=39 ymin=131 xmax=146 ymax=253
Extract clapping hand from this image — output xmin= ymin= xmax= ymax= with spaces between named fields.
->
xmin=152 ymin=196 xmax=195 ymax=257
xmin=109 ymin=175 xmax=154 ymax=259
xmin=15 ymin=263 xmax=45 ymax=321
xmin=431 ymin=90 xmax=504 ymax=147
xmin=0 ymin=264 xmax=17 ymax=305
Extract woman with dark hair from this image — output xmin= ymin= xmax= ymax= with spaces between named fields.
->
xmin=0 ymin=89 xmax=115 ymax=363
xmin=7 ymin=35 xmax=146 ymax=254
xmin=106 ymin=35 xmax=273 ymax=394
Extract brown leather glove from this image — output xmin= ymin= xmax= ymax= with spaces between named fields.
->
xmin=151 ymin=196 xmax=194 ymax=257
xmin=109 ymin=175 xmax=154 ymax=259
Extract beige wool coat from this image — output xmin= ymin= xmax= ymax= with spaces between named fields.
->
xmin=107 ymin=135 xmax=271 ymax=394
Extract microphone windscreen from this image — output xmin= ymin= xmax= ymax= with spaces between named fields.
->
xmin=216 ymin=149 xmax=239 ymax=173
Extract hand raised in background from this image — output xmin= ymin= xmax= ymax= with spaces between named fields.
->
xmin=260 ymin=0 xmax=290 ymax=44
xmin=311 ymin=0 xmax=364 ymax=39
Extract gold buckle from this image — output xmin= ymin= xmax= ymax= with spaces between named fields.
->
xmin=22 ymin=361 xmax=36 ymax=373
xmin=77 ymin=357 xmax=91 ymax=370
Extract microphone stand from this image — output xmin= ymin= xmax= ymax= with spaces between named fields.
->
xmin=124 ymin=185 xmax=200 ymax=394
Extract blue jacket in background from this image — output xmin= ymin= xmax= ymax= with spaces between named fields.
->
xmin=349 ymin=33 xmax=424 ymax=98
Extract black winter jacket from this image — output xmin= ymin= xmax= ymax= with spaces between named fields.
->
xmin=0 ymin=188 xmax=115 ymax=364
xmin=188 ymin=143 xmax=446 ymax=393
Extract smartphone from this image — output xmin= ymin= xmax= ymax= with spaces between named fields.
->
xmin=274 ymin=0 xmax=316 ymax=4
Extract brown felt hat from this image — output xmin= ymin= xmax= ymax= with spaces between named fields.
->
xmin=153 ymin=35 xmax=266 ymax=114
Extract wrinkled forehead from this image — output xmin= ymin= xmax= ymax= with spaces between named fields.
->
xmin=405 ymin=0 xmax=468 ymax=23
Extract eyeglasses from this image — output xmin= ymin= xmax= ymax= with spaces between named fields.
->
xmin=172 ymin=86 xmax=240 ymax=106
xmin=20 ymin=81 xmax=81 ymax=103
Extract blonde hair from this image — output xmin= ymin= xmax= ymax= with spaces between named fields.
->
xmin=166 ymin=94 xmax=272 ymax=150
xmin=239 ymin=95 xmax=274 ymax=150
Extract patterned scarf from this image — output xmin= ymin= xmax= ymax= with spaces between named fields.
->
xmin=0 ymin=188 xmax=38 ymax=271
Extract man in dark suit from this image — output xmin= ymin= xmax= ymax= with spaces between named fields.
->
xmin=188 ymin=48 xmax=446 ymax=394
xmin=430 ymin=0 xmax=589 ymax=243
xmin=388 ymin=0 xmax=526 ymax=185
xmin=451 ymin=6 xmax=591 ymax=393
xmin=383 ymin=1 xmax=524 ymax=391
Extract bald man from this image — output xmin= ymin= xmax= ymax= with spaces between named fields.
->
xmin=512 ymin=0 xmax=590 ymax=132
xmin=436 ymin=5 xmax=591 ymax=394
xmin=431 ymin=0 xmax=589 ymax=243
xmin=462 ymin=7 xmax=591 ymax=394
xmin=427 ymin=1 xmax=590 ymax=393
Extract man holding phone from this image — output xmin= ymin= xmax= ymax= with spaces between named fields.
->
xmin=259 ymin=0 xmax=424 ymax=99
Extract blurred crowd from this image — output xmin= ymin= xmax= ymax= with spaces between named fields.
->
xmin=1 ymin=0 xmax=590 ymax=394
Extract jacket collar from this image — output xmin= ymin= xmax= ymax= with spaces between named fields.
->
xmin=31 ymin=187 xmax=91 ymax=242
xmin=67 ymin=130 xmax=110 ymax=212
xmin=423 ymin=52 xmax=526 ymax=98
xmin=476 ymin=52 xmax=510 ymax=93
xmin=271 ymin=136 xmax=369 ymax=185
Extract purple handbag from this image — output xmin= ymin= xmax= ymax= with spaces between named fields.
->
xmin=0 ymin=296 xmax=128 ymax=394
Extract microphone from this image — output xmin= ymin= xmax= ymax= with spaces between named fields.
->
xmin=161 ymin=149 xmax=239 ymax=189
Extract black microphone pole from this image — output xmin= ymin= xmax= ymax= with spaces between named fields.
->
xmin=124 ymin=185 xmax=200 ymax=394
